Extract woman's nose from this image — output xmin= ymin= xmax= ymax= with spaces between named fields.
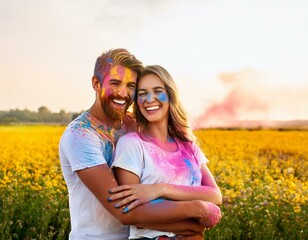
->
xmin=146 ymin=93 xmax=155 ymax=103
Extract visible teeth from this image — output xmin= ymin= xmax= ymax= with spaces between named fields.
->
xmin=146 ymin=106 xmax=159 ymax=111
xmin=113 ymin=99 xmax=126 ymax=105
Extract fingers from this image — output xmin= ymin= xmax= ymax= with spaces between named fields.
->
xmin=122 ymin=199 xmax=141 ymax=213
xmin=123 ymin=199 xmax=143 ymax=212
xmin=114 ymin=195 xmax=138 ymax=208
xmin=109 ymin=184 xmax=133 ymax=193
xmin=108 ymin=189 xmax=137 ymax=203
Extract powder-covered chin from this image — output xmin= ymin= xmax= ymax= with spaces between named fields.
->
xmin=103 ymin=103 xmax=129 ymax=121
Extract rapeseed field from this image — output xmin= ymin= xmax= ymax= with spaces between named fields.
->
xmin=0 ymin=126 xmax=307 ymax=239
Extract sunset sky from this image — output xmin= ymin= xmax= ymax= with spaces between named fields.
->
xmin=1 ymin=0 xmax=307 ymax=128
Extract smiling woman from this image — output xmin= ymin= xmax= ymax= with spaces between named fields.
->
xmin=137 ymin=73 xmax=170 ymax=125
xmin=111 ymin=65 xmax=222 ymax=240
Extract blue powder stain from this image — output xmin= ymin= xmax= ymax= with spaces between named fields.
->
xmin=158 ymin=92 xmax=168 ymax=102
xmin=104 ymin=141 xmax=113 ymax=166
xmin=81 ymin=120 xmax=91 ymax=129
xmin=184 ymin=159 xmax=192 ymax=167
xmin=150 ymin=198 xmax=165 ymax=204
xmin=146 ymin=93 xmax=152 ymax=102
xmin=184 ymin=159 xmax=198 ymax=185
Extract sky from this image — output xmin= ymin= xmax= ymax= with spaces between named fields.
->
xmin=0 ymin=0 xmax=307 ymax=128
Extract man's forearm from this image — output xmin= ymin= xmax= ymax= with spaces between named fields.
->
xmin=120 ymin=199 xmax=205 ymax=226
xmin=136 ymin=218 xmax=205 ymax=236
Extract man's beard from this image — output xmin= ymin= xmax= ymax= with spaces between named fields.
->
xmin=101 ymin=95 xmax=131 ymax=121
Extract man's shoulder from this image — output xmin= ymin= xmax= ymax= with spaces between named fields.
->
xmin=62 ymin=112 xmax=99 ymax=140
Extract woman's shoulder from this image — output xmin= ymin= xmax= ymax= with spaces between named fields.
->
xmin=118 ymin=132 xmax=141 ymax=142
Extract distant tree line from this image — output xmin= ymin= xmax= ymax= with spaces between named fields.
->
xmin=0 ymin=107 xmax=80 ymax=124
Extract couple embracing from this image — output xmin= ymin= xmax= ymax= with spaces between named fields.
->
xmin=59 ymin=48 xmax=222 ymax=240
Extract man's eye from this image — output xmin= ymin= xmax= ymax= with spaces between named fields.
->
xmin=128 ymin=85 xmax=136 ymax=90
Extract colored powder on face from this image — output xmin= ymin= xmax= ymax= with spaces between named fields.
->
xmin=131 ymin=92 xmax=136 ymax=102
xmin=137 ymin=95 xmax=144 ymax=105
xmin=109 ymin=66 xmax=120 ymax=79
xmin=101 ymin=88 xmax=106 ymax=97
xmin=123 ymin=68 xmax=133 ymax=82
xmin=146 ymin=93 xmax=152 ymax=102
xmin=117 ymin=65 xmax=125 ymax=79
xmin=157 ymin=92 xmax=168 ymax=102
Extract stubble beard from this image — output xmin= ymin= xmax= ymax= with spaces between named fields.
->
xmin=102 ymin=97 xmax=131 ymax=122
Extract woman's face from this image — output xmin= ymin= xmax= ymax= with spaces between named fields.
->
xmin=137 ymin=74 xmax=169 ymax=124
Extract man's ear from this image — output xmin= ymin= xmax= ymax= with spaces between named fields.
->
xmin=92 ymin=76 xmax=101 ymax=90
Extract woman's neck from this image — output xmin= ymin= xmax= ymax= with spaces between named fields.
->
xmin=144 ymin=121 xmax=177 ymax=152
xmin=145 ymin=121 xmax=169 ymax=143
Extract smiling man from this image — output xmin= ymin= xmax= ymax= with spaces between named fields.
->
xmin=59 ymin=49 xmax=221 ymax=240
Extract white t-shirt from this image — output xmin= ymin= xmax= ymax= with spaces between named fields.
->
xmin=112 ymin=132 xmax=208 ymax=239
xmin=59 ymin=111 xmax=135 ymax=240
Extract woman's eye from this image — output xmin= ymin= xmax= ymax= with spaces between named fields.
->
xmin=138 ymin=93 xmax=146 ymax=97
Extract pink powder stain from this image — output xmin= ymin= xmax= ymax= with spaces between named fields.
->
xmin=206 ymin=203 xmax=221 ymax=227
xmin=116 ymin=65 xmax=125 ymax=79
xmin=145 ymin=141 xmax=201 ymax=185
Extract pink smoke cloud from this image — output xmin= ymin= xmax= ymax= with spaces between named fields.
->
xmin=194 ymin=68 xmax=308 ymax=128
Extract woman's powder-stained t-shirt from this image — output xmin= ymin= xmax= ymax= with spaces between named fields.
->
xmin=112 ymin=132 xmax=208 ymax=239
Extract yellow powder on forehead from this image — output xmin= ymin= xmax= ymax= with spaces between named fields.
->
xmin=109 ymin=66 xmax=121 ymax=79
xmin=109 ymin=65 xmax=136 ymax=83
xmin=123 ymin=68 xmax=135 ymax=82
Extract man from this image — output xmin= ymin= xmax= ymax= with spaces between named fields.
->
xmin=59 ymin=48 xmax=221 ymax=239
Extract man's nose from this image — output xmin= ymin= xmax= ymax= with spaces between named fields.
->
xmin=118 ymin=85 xmax=128 ymax=97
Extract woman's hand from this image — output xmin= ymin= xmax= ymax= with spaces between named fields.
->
xmin=108 ymin=184 xmax=164 ymax=212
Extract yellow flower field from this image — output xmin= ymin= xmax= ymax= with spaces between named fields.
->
xmin=0 ymin=126 xmax=307 ymax=239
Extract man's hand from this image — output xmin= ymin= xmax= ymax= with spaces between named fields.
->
xmin=198 ymin=201 xmax=221 ymax=228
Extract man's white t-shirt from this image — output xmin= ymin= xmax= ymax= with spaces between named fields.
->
xmin=112 ymin=132 xmax=208 ymax=239
xmin=59 ymin=111 xmax=135 ymax=240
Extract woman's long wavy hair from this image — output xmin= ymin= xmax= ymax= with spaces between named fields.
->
xmin=134 ymin=65 xmax=195 ymax=142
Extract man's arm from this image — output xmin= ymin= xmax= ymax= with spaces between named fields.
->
xmin=136 ymin=219 xmax=206 ymax=236
xmin=76 ymin=164 xmax=217 ymax=228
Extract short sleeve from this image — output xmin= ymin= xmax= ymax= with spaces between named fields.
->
xmin=112 ymin=133 xmax=144 ymax=178
xmin=60 ymin=127 xmax=107 ymax=171
xmin=191 ymin=142 xmax=209 ymax=166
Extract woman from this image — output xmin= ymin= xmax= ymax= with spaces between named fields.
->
xmin=110 ymin=65 xmax=222 ymax=239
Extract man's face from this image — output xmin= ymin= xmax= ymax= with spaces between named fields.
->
xmin=99 ymin=65 xmax=137 ymax=121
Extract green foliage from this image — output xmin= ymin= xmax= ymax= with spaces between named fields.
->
xmin=0 ymin=107 xmax=76 ymax=124
xmin=204 ymin=198 xmax=307 ymax=240
xmin=0 ymin=186 xmax=70 ymax=240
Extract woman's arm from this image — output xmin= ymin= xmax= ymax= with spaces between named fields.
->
xmin=112 ymin=167 xmax=220 ymax=234
xmin=77 ymin=164 xmax=220 ymax=228
xmin=110 ymin=164 xmax=222 ymax=211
